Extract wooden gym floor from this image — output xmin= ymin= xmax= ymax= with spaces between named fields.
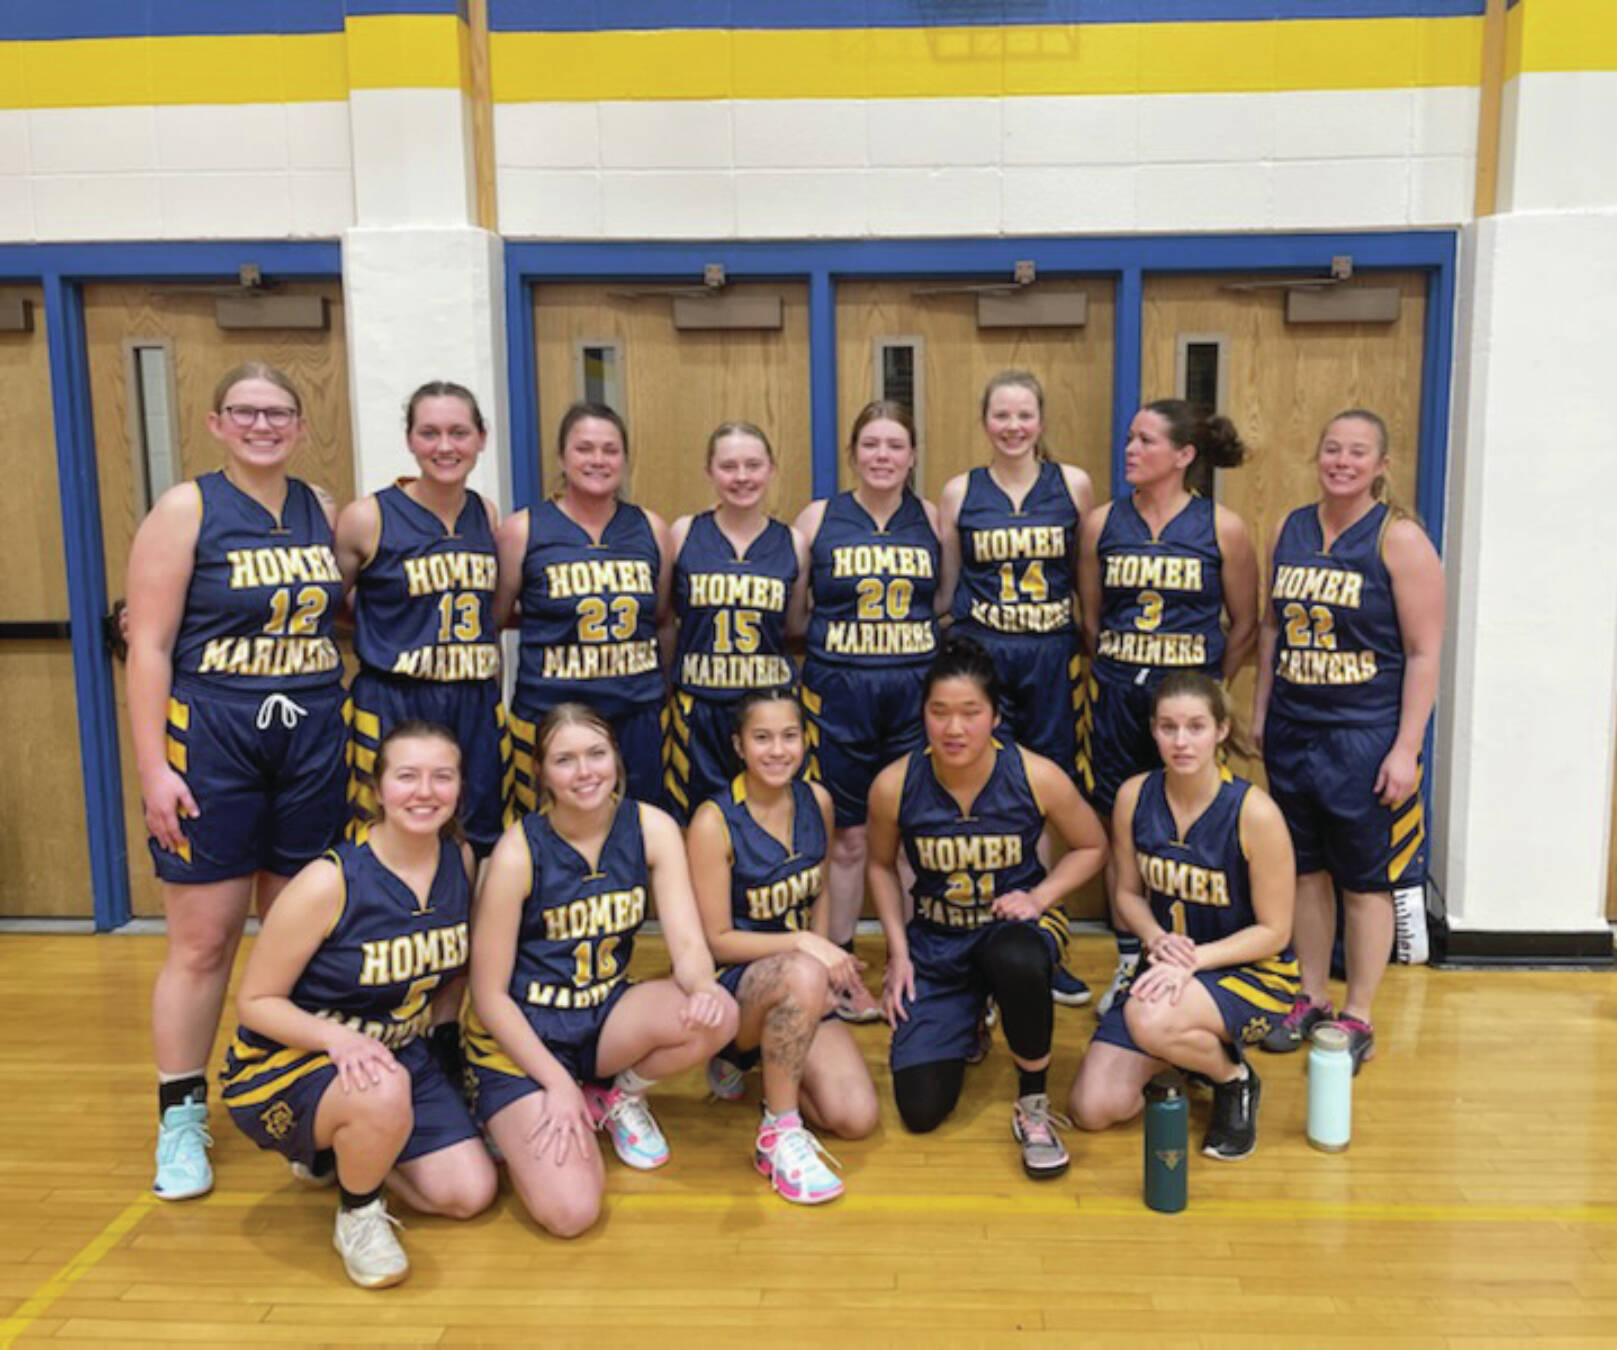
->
xmin=0 ymin=933 xmax=1613 ymax=1347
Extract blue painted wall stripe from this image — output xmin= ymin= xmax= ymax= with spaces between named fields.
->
xmin=488 ymin=0 xmax=1484 ymax=34
xmin=1111 ymin=267 xmax=1143 ymax=501
xmin=505 ymin=270 xmax=540 ymax=510
xmin=42 ymin=275 xmax=129 ymax=931
xmin=809 ymin=270 xmax=838 ymax=500
xmin=0 ymin=1 xmax=344 ymax=41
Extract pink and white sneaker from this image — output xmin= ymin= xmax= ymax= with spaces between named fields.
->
xmin=584 ymin=1083 xmax=669 ymax=1170
xmin=754 ymin=1112 xmax=844 ymax=1205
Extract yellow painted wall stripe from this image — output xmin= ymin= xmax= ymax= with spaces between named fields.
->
xmin=492 ymin=18 xmax=1484 ymax=103
xmin=346 ymin=12 xmax=469 ymax=91
xmin=0 ymin=1195 xmax=155 ymax=1347
xmin=1508 ymin=0 xmax=1617 ymax=78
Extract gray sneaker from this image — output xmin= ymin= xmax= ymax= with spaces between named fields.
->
xmin=1011 ymin=1093 xmax=1071 ymax=1180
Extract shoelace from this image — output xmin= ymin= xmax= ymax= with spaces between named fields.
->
xmin=345 ymin=1203 xmax=405 ymax=1256
xmin=1018 ymin=1099 xmax=1074 ymax=1145
xmin=162 ymin=1116 xmax=212 ymax=1157
xmin=603 ymin=1091 xmax=659 ymax=1142
xmin=255 ymin=693 xmax=309 ymax=731
xmin=772 ymin=1124 xmax=842 ymax=1175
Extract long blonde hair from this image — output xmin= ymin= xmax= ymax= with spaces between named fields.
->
xmin=535 ymin=703 xmax=627 ymax=809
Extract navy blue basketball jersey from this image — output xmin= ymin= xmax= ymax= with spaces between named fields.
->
xmin=900 ymin=742 xmax=1047 ymax=931
xmin=513 ymin=501 xmax=662 ymax=719
xmin=673 ymin=512 xmax=797 ymax=701
xmin=353 ymin=484 xmax=499 ymax=682
xmin=508 ymin=796 xmax=648 ymax=1011
xmin=952 ymin=462 xmax=1078 ymax=635
xmin=806 ymin=491 xmax=939 ymax=667
xmin=1132 ymin=769 xmax=1268 ymax=946
xmin=715 ymin=777 xmax=826 ymax=934
xmin=173 ymin=472 xmax=342 ymax=690
xmin=228 ymin=836 xmax=470 ymax=1059
xmin=1095 ymin=494 xmax=1224 ymax=673
xmin=1268 ymin=503 xmax=1405 ymax=727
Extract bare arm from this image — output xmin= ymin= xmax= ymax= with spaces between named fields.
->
xmin=1107 ymin=777 xmax=1159 ymax=945
xmin=126 ymin=483 xmax=202 ymax=854
xmin=865 ymin=759 xmax=915 ymax=1025
xmin=935 ymin=474 xmax=966 ymax=617
xmin=788 ymin=500 xmax=827 ymax=641
xmin=1216 ymin=504 xmax=1259 ymax=682
xmin=1077 ymin=501 xmax=1111 ymax=658
xmin=1249 ymin=519 xmax=1284 ymax=752
xmin=492 ymin=509 xmax=529 ymax=630
xmin=642 ymin=804 xmax=721 ymax=996
xmin=334 ymin=494 xmax=382 ymax=610
xmin=1380 ymin=517 xmax=1446 ymax=804
xmin=785 ymin=522 xmax=812 ymax=643
xmin=1183 ymin=787 xmax=1296 ymax=971
xmin=1000 ymin=752 xmax=1108 ymax=917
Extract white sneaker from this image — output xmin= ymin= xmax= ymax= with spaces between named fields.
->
xmin=332 ymin=1198 xmax=409 ymax=1289
xmin=755 ymin=1112 xmax=844 ymax=1205
xmin=1095 ymin=952 xmax=1141 ymax=1018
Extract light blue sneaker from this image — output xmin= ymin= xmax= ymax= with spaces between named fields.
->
xmin=153 ymin=1100 xmax=213 ymax=1200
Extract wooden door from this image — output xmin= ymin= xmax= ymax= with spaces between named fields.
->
xmin=833 ymin=278 xmax=1114 ymax=500
xmin=1140 ymin=271 xmax=1427 ymax=781
xmin=533 ymin=283 xmax=813 ymax=524
xmin=83 ymin=282 xmax=353 ymax=916
xmin=0 ymin=286 xmax=94 ymax=916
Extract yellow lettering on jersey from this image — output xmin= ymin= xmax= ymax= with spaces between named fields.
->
xmin=390 ymin=643 xmax=502 ymax=681
xmin=916 ymin=894 xmax=996 ymax=929
xmin=540 ymin=886 xmax=647 ymax=943
xmin=913 ymin=834 xmax=1023 ymax=873
xmin=197 ymin=635 xmax=342 ymax=677
xmin=1136 ymin=853 xmax=1232 ymax=908
xmin=226 ymin=545 xmax=342 ymax=590
xmin=524 ymin=979 xmax=620 ymax=1010
xmin=687 ymin=573 xmax=788 ymax=611
xmin=830 ymin=544 xmax=935 ymax=580
xmin=823 ymin=620 xmax=935 ymax=658
xmin=402 ymin=552 xmax=498 ymax=597
xmin=357 ymin=921 xmax=469 ymax=986
xmin=540 ymin=639 xmax=660 ymax=682
xmin=967 ymin=597 xmax=1073 ymax=634
xmin=1103 ymin=554 xmax=1205 ymax=591
xmin=1095 ymin=631 xmax=1208 ymax=667
xmin=745 ymin=865 xmax=824 ymax=924
xmin=678 ymin=652 xmax=795 ymax=691
xmin=543 ymin=559 xmax=655 ymax=600
xmin=1271 ymin=565 xmax=1365 ymax=609
xmin=969 ymin=525 xmax=1067 ymax=562
xmin=1276 ymin=649 xmax=1379 ymax=686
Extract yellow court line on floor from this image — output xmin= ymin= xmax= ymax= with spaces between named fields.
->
xmin=0 ymin=1194 xmax=155 ymax=1348
xmin=205 ymin=1188 xmax=1617 ymax=1225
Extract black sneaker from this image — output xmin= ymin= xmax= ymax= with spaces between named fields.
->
xmin=1050 ymin=964 xmax=1092 ymax=1007
xmin=1202 ymin=1064 xmax=1261 ymax=1161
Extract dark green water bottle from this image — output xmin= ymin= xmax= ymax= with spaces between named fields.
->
xmin=1143 ymin=1071 xmax=1189 ymax=1213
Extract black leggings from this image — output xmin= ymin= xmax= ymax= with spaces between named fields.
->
xmin=892 ymin=923 xmax=1054 ymax=1134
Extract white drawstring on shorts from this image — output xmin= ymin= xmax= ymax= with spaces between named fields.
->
xmin=255 ymin=693 xmax=309 ymax=731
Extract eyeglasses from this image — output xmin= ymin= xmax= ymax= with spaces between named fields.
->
xmin=222 ymin=404 xmax=299 ymax=430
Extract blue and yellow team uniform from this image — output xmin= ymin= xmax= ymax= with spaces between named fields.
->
xmin=951 ymin=462 xmax=1082 ymax=763
xmin=802 ymin=491 xmax=940 ymax=826
xmin=1094 ymin=770 xmax=1300 ymax=1052
xmin=156 ymin=471 xmax=347 ymax=882
xmin=1262 ymin=502 xmax=1424 ymax=891
xmin=1077 ymin=493 xmax=1225 ymax=813
xmin=221 ymin=837 xmax=477 ymax=1169
xmin=510 ymin=502 xmax=664 ymax=812
xmin=891 ymin=742 xmax=1070 ymax=1071
xmin=665 ymin=513 xmax=798 ymax=821
xmin=710 ymin=777 xmax=828 ymax=1066
xmin=463 ymin=797 xmax=648 ymax=1121
xmin=348 ymin=484 xmax=510 ymax=854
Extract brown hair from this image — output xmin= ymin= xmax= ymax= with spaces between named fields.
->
xmin=981 ymin=369 xmax=1049 ymax=461
xmin=406 ymin=381 xmax=486 ymax=435
xmin=363 ymin=719 xmax=466 ymax=841
xmin=211 ymin=361 xmax=302 ymax=415
xmin=706 ymin=420 xmax=775 ymax=468
xmin=846 ymin=400 xmax=918 ymax=490
xmin=535 ymin=702 xmax=627 ymax=807
xmin=1317 ymin=408 xmax=1415 ymax=522
xmin=1150 ymin=670 xmax=1252 ymax=760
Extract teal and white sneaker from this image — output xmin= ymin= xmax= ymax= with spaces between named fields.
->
xmin=755 ymin=1112 xmax=844 ymax=1205
xmin=585 ymin=1083 xmax=670 ymax=1170
xmin=153 ymin=1100 xmax=213 ymax=1201
xmin=706 ymin=1054 xmax=747 ymax=1102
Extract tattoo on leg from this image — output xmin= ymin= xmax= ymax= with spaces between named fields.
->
xmin=763 ymin=999 xmax=813 ymax=1084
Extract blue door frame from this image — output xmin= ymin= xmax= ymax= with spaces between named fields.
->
xmin=0 ymin=242 xmax=344 ymax=930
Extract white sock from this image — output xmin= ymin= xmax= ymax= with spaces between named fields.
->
xmin=615 ymin=1067 xmax=656 ymax=1096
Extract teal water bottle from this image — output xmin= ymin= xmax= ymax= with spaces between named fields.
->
xmin=1307 ymin=1023 xmax=1353 ymax=1152
xmin=1143 ymin=1072 xmax=1189 ymax=1213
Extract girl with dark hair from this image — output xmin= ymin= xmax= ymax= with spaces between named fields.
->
xmin=495 ymin=403 xmax=673 ymax=815
xmin=665 ymin=422 xmax=807 ymax=822
xmin=690 ymin=688 xmax=878 ymax=1205
xmin=1076 ymin=399 xmax=1259 ymax=1014
xmin=464 ymin=704 xmax=737 ymax=1238
xmin=1253 ymin=410 xmax=1444 ymax=1072
xmin=792 ymin=401 xmax=949 ymax=1022
xmin=1068 ymin=673 xmax=1297 ymax=1162
xmin=221 ymin=722 xmax=495 ymax=1288
xmin=336 ymin=381 xmax=507 ymax=857
xmin=866 ymin=636 xmax=1106 ymax=1178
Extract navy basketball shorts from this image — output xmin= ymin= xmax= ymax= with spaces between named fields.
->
xmin=956 ymin=623 xmax=1082 ymax=767
xmin=1074 ymin=658 xmax=1165 ymax=816
xmin=1092 ymin=954 xmax=1302 ymax=1054
xmin=223 ymin=1035 xmax=478 ymax=1171
xmin=347 ymin=670 xmax=511 ymax=856
xmin=662 ymin=691 xmax=745 ymax=825
xmin=1263 ymin=712 xmax=1427 ymax=894
xmin=800 ymin=658 xmax=927 ymax=828
xmin=508 ymin=700 xmax=665 ymax=822
xmin=151 ymin=679 xmax=347 ymax=884
xmin=461 ymin=981 xmax=632 ymax=1125
xmin=890 ymin=912 xmax=1068 ymax=1072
